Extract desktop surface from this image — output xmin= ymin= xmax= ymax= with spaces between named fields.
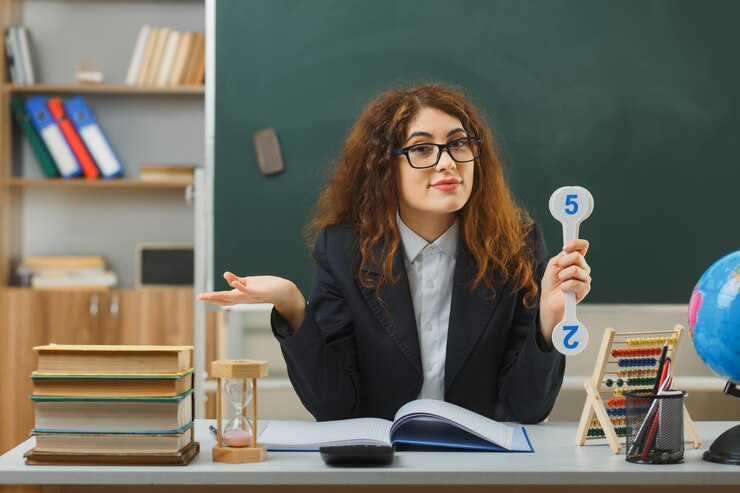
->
xmin=0 ymin=420 xmax=738 ymax=488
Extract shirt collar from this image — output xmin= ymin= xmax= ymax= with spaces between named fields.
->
xmin=397 ymin=211 xmax=459 ymax=264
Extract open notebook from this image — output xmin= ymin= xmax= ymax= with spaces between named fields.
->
xmin=258 ymin=399 xmax=533 ymax=452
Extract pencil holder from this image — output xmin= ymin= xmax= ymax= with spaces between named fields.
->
xmin=624 ymin=389 xmax=687 ymax=464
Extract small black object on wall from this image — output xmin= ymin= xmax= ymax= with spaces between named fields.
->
xmin=136 ymin=244 xmax=194 ymax=287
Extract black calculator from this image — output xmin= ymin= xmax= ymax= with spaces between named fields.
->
xmin=319 ymin=445 xmax=395 ymax=466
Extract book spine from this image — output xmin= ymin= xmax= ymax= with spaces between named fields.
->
xmin=168 ymin=32 xmax=192 ymax=86
xmin=155 ymin=31 xmax=180 ymax=87
xmin=187 ymin=32 xmax=205 ymax=84
xmin=63 ymin=96 xmax=123 ymax=178
xmin=192 ymin=32 xmax=205 ymax=84
xmin=47 ymin=98 xmax=100 ymax=179
xmin=17 ymin=26 xmax=35 ymax=85
xmin=5 ymin=28 xmax=19 ymax=84
xmin=125 ymin=25 xmax=151 ymax=86
xmin=25 ymin=96 xmax=82 ymax=178
xmin=144 ymin=27 xmax=170 ymax=86
xmin=10 ymin=96 xmax=60 ymax=178
xmin=7 ymin=26 xmax=25 ymax=85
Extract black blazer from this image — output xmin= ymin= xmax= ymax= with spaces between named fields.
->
xmin=272 ymin=223 xmax=565 ymax=423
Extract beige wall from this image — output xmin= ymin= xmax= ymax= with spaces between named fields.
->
xmin=227 ymin=304 xmax=738 ymax=422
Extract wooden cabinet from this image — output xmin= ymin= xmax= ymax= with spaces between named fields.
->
xmin=0 ymin=287 xmax=220 ymax=454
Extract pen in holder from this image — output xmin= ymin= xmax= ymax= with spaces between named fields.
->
xmin=625 ymin=389 xmax=687 ymax=464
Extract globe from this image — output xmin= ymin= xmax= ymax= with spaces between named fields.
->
xmin=688 ymin=250 xmax=740 ymax=383
xmin=687 ymin=250 xmax=740 ymax=465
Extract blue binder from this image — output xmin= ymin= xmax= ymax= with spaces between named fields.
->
xmin=25 ymin=96 xmax=82 ymax=178
xmin=64 ymin=96 xmax=124 ymax=178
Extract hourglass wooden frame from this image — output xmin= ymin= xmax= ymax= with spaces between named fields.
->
xmin=211 ymin=359 xmax=268 ymax=463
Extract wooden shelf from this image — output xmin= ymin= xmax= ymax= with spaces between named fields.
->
xmin=1 ymin=178 xmax=193 ymax=189
xmin=2 ymin=83 xmax=204 ymax=96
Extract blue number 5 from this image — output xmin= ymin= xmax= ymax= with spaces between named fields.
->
xmin=564 ymin=194 xmax=579 ymax=215
xmin=563 ymin=325 xmax=580 ymax=349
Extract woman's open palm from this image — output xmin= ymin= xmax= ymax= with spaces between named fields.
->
xmin=197 ymin=272 xmax=296 ymax=307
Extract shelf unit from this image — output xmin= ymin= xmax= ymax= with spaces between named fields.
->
xmin=1 ymin=177 xmax=193 ymax=188
xmin=3 ymin=83 xmax=205 ymax=95
xmin=0 ymin=0 xmax=206 ymax=288
xmin=0 ymin=0 xmax=213 ymax=457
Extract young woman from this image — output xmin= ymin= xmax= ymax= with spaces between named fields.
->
xmin=199 ymin=85 xmax=591 ymax=424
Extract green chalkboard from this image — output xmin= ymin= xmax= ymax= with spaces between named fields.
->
xmin=214 ymin=0 xmax=740 ymax=303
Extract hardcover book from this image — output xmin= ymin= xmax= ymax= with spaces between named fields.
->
xmin=258 ymin=399 xmax=533 ymax=452
xmin=32 ymin=390 xmax=193 ymax=434
xmin=31 ymin=370 xmax=193 ymax=397
xmin=24 ymin=441 xmax=199 ymax=466
xmin=33 ymin=344 xmax=193 ymax=375
xmin=32 ymin=423 xmax=194 ymax=454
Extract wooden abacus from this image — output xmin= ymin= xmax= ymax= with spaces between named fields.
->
xmin=575 ymin=325 xmax=702 ymax=454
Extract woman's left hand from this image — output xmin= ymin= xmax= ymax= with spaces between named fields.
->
xmin=539 ymin=239 xmax=591 ymax=346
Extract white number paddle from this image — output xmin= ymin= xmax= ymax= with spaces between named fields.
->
xmin=548 ymin=186 xmax=593 ymax=355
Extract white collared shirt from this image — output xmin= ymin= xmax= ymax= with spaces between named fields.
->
xmin=397 ymin=212 xmax=458 ymax=401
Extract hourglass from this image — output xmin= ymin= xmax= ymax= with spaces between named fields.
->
xmin=211 ymin=359 xmax=268 ymax=463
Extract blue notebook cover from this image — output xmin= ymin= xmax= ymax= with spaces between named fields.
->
xmin=390 ymin=419 xmax=533 ymax=452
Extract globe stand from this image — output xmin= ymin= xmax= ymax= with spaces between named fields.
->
xmin=702 ymin=380 xmax=740 ymax=465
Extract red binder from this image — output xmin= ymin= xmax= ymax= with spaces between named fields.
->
xmin=47 ymin=98 xmax=100 ymax=179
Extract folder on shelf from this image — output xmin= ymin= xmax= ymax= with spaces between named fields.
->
xmin=63 ymin=96 xmax=124 ymax=179
xmin=26 ymin=96 xmax=82 ymax=178
xmin=48 ymin=98 xmax=100 ymax=179
xmin=11 ymin=96 xmax=60 ymax=178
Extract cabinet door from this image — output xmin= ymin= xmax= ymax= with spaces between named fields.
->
xmin=112 ymin=288 xmax=194 ymax=345
xmin=0 ymin=288 xmax=43 ymax=453
xmin=37 ymin=290 xmax=109 ymax=344
xmin=0 ymin=288 xmax=198 ymax=453
xmin=0 ymin=288 xmax=111 ymax=453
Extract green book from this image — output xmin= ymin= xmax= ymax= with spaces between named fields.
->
xmin=10 ymin=95 xmax=59 ymax=178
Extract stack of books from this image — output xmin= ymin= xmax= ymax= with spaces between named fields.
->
xmin=125 ymin=26 xmax=205 ymax=87
xmin=16 ymin=255 xmax=118 ymax=289
xmin=25 ymin=344 xmax=198 ymax=465
xmin=11 ymin=95 xmax=124 ymax=180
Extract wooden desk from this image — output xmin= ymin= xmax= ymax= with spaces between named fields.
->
xmin=0 ymin=420 xmax=738 ymax=493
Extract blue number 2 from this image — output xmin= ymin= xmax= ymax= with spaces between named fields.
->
xmin=563 ymin=325 xmax=580 ymax=349
xmin=564 ymin=194 xmax=579 ymax=215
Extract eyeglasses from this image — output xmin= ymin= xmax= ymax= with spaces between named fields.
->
xmin=393 ymin=137 xmax=481 ymax=169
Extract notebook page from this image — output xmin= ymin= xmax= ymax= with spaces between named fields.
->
xmin=392 ymin=399 xmax=514 ymax=449
xmin=257 ymin=418 xmax=392 ymax=450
